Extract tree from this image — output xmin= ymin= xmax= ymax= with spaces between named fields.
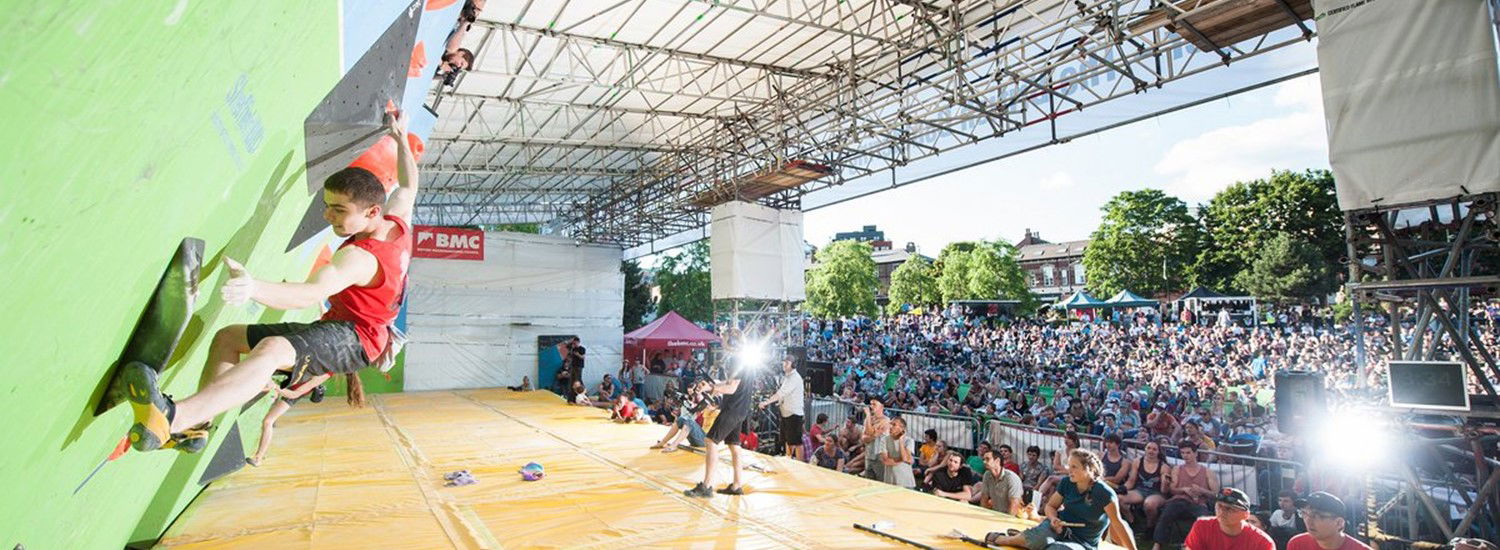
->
xmin=936 ymin=245 xmax=974 ymax=305
xmin=805 ymin=240 xmax=879 ymax=318
xmin=886 ymin=255 xmax=939 ymax=314
xmin=654 ymin=241 xmax=711 ymax=323
xmin=622 ymin=259 xmax=654 ymax=331
xmin=1082 ymin=189 xmax=1203 ymax=297
xmin=1191 ymin=169 xmax=1342 ymax=297
xmin=978 ymin=241 xmax=1038 ymax=314
xmin=1234 ymin=233 xmax=1331 ymax=304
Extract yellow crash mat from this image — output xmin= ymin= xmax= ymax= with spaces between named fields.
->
xmin=158 ymin=390 xmax=1120 ymax=549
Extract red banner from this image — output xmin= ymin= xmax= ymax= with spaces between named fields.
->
xmin=413 ymin=225 xmax=484 ymax=260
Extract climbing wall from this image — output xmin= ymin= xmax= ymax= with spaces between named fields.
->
xmin=0 ymin=0 xmax=459 ymax=547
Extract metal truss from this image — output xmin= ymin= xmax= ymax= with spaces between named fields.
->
xmin=421 ymin=0 xmax=1315 ymax=241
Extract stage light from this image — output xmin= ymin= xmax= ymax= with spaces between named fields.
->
xmin=1313 ymin=410 xmax=1393 ymax=471
xmin=736 ymin=339 xmax=769 ymax=369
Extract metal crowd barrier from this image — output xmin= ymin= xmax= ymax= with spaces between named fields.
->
xmin=980 ymin=420 xmax=1303 ymax=509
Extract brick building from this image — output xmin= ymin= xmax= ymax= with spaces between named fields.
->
xmin=1015 ymin=229 xmax=1089 ymax=302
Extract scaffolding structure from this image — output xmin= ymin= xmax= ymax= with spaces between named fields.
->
xmin=1342 ymin=193 xmax=1500 ymax=546
xmin=416 ymin=0 xmax=1317 ymax=248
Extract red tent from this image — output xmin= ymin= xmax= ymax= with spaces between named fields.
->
xmin=623 ymin=311 xmax=719 ymax=370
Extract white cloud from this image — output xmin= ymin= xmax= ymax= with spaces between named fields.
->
xmin=1154 ymin=75 xmax=1329 ymax=202
xmin=1037 ymin=171 xmax=1076 ymax=190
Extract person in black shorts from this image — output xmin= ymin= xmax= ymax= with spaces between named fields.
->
xmin=684 ymin=349 xmax=759 ymax=498
xmin=759 ymin=355 xmax=805 ymax=460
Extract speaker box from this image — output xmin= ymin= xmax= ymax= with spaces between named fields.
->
xmin=802 ymin=360 xmax=834 ymax=396
xmin=784 ymin=345 xmax=807 ymax=366
xmin=1275 ymin=370 xmax=1327 ymax=435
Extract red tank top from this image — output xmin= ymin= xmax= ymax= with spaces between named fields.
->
xmin=322 ymin=215 xmax=412 ymax=361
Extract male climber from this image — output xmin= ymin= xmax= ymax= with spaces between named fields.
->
xmin=119 ymin=108 xmax=418 ymax=452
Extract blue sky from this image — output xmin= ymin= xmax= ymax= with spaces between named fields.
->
xmin=800 ymin=71 xmax=1331 ymax=254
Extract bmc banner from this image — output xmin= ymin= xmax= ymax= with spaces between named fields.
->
xmin=414 ymin=225 xmax=483 ymax=260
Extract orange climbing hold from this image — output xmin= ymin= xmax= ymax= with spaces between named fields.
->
xmin=347 ymin=133 xmax=426 ymax=191
xmin=408 ymin=41 xmax=427 ymax=78
xmin=426 ymin=0 xmax=458 ymax=10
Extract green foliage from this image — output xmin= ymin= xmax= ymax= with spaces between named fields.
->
xmin=622 ymin=259 xmax=654 ymax=331
xmin=654 ymin=241 xmax=712 ymax=323
xmin=969 ymin=241 xmax=1039 ymax=311
xmin=479 ymin=223 xmax=541 ymax=233
xmin=886 ymin=255 xmax=939 ymax=314
xmin=936 ymin=243 xmax=975 ymax=305
xmin=1234 ymin=233 xmax=1331 ymax=304
xmin=1191 ymin=169 xmax=1341 ymax=296
xmin=805 ymin=240 xmax=879 ymax=318
xmin=1082 ymin=189 xmax=1203 ymax=297
xmin=1331 ymin=297 xmax=1353 ymax=323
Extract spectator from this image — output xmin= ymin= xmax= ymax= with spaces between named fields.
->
xmin=628 ymin=360 xmax=649 ymax=399
xmin=738 ymin=420 xmax=760 ymax=451
xmin=1267 ymin=490 xmax=1304 ymax=550
xmin=979 ymin=447 xmax=1024 ymax=515
xmin=1287 ymin=492 xmax=1370 ymax=550
xmin=877 ymin=417 xmax=917 ymax=489
xmin=1156 ymin=441 xmax=1221 ymax=547
xmin=611 ymin=391 xmax=647 ymax=423
xmin=812 ymin=430 xmax=847 ymax=471
xmin=1184 ymin=487 xmax=1274 ymax=550
xmin=1120 ymin=438 xmax=1169 ymax=527
xmin=808 ymin=413 xmax=830 ymax=449
xmin=997 ymin=443 xmax=1022 ymax=476
xmin=1100 ymin=433 xmax=1133 ymax=493
xmin=569 ymin=382 xmax=592 ymax=406
xmin=652 ymin=380 xmax=712 ymax=452
xmin=985 ymin=449 xmax=1137 ymax=550
xmin=1020 ymin=444 xmax=1050 ymax=490
xmin=919 ymin=429 xmax=940 ymax=465
xmin=928 ymin=450 xmax=977 ymax=502
xmin=859 ymin=398 xmax=891 ymax=479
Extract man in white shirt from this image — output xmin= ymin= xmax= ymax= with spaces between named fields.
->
xmin=760 ymin=354 xmax=806 ymax=460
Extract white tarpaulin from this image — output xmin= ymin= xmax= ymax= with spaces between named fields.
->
xmin=1315 ymin=0 xmax=1500 ymax=210
xmin=405 ymin=232 xmax=623 ymax=391
xmin=710 ymin=201 xmax=806 ymax=301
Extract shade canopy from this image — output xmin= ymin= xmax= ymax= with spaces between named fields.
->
xmin=1104 ymin=289 xmax=1158 ymax=308
xmin=1055 ymin=290 xmax=1105 ymax=310
xmin=623 ymin=311 xmax=720 ymax=349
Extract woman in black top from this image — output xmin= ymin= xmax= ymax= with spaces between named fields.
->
xmin=1120 ymin=438 xmax=1168 ymax=526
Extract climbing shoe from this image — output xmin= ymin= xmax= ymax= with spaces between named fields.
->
xmin=309 ymin=385 xmax=326 ymax=403
xmin=683 ymin=482 xmax=713 ymax=498
xmin=164 ymin=423 xmax=211 ymax=454
xmin=120 ymin=362 xmax=175 ymax=452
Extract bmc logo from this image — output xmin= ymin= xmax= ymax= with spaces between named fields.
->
xmin=413 ymin=225 xmax=484 ymax=261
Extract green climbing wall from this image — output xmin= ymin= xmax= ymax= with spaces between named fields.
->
xmin=0 ymin=3 xmax=353 ymax=548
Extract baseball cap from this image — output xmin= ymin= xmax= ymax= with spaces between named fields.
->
xmin=1215 ymin=488 xmax=1250 ymax=511
xmin=1304 ymin=491 xmax=1347 ymax=517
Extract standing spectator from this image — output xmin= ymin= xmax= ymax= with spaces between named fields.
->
xmin=1184 ymin=487 xmax=1274 ymax=550
xmin=980 ymin=447 xmax=1025 ymax=515
xmin=1287 ymin=492 xmax=1370 ymax=550
xmin=628 ymin=360 xmax=648 ymax=399
xmin=859 ymin=398 xmax=891 ymax=479
xmin=760 ymin=355 xmax=806 ymax=460
xmin=878 ymin=417 xmax=917 ymax=489
xmin=928 ymin=451 xmax=977 ymax=502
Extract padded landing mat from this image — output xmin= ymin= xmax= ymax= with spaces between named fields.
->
xmin=158 ymin=391 xmax=1110 ymax=549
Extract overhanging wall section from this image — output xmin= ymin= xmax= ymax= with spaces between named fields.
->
xmin=405 ymin=232 xmax=623 ymax=391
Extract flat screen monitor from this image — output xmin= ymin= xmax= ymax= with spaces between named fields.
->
xmin=1387 ymin=361 xmax=1470 ymax=411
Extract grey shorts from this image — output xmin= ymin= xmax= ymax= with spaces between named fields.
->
xmin=1022 ymin=520 xmax=1096 ymax=550
xmin=247 ymin=321 xmax=369 ymax=381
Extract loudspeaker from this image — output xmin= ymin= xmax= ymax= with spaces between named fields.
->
xmin=802 ymin=360 xmax=834 ymax=396
xmin=784 ymin=345 xmax=807 ymax=367
xmin=1275 ymin=370 xmax=1327 ymax=435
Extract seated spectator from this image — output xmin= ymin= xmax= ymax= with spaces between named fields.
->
xmin=596 ymin=374 xmax=618 ymax=403
xmin=979 ymin=447 xmax=1025 ymax=515
xmin=1288 ymin=492 xmax=1370 ymax=550
xmin=505 ymin=376 xmax=531 ymax=392
xmin=568 ymin=382 xmax=592 ymax=406
xmin=1155 ymin=441 xmax=1220 ymax=547
xmin=919 ymin=429 xmax=940 ymax=465
xmin=1184 ymin=487 xmax=1274 ymax=550
xmin=984 ymin=449 xmax=1136 ymax=550
xmin=812 ymin=431 xmax=848 ymax=471
xmin=1267 ymin=490 xmax=1304 ymax=549
xmin=1121 ymin=438 xmax=1169 ymax=527
xmin=1039 ymin=431 xmax=1084 ymax=498
xmin=651 ymin=381 xmax=712 ymax=452
xmin=647 ymin=397 xmax=674 ymax=425
xmin=808 ymin=413 xmax=830 ymax=448
xmin=928 ymin=450 xmax=977 ymax=502
xmin=997 ymin=444 xmax=1023 ymax=476
xmin=1100 ymin=433 xmax=1133 ymax=493
xmin=1020 ymin=444 xmax=1049 ymax=490
xmin=611 ymin=391 xmax=648 ymax=423
xmin=738 ymin=421 xmax=760 ymax=451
